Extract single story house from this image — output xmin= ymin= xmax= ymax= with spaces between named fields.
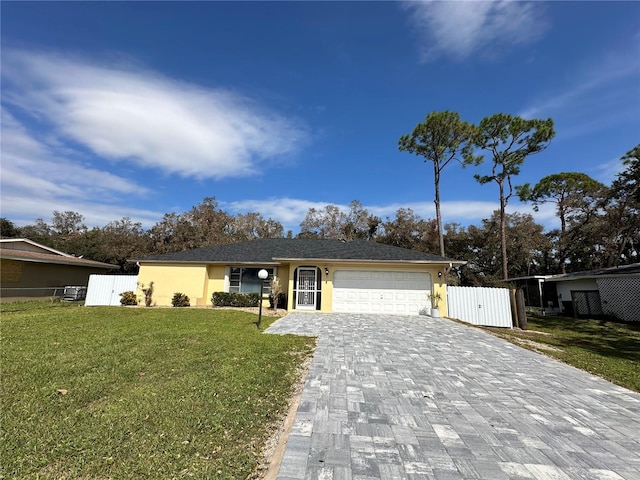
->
xmin=506 ymin=275 xmax=558 ymax=314
xmin=0 ymin=238 xmax=116 ymax=300
xmin=545 ymin=263 xmax=640 ymax=322
xmin=135 ymin=238 xmax=465 ymax=316
xmin=509 ymin=263 xmax=640 ymax=322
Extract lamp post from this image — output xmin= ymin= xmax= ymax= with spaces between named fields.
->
xmin=257 ymin=269 xmax=269 ymax=330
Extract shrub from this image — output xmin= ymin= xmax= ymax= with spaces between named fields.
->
xmin=269 ymin=292 xmax=287 ymax=309
xmin=212 ymin=292 xmax=261 ymax=308
xmin=119 ymin=291 xmax=137 ymax=306
xmin=171 ymin=293 xmax=190 ymax=308
xmin=139 ymin=282 xmax=154 ymax=307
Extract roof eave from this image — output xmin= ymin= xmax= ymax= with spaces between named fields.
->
xmin=135 ymin=259 xmax=282 ymax=266
xmin=273 ymin=257 xmax=467 ymax=265
xmin=1 ymin=255 xmax=116 ymax=269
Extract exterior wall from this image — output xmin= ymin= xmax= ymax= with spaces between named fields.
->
xmin=1 ymin=259 xmax=107 ymax=296
xmin=287 ymin=262 xmax=447 ymax=315
xmin=205 ymin=265 xmax=227 ymax=306
xmin=554 ymin=279 xmax=598 ymax=306
xmin=137 ymin=261 xmax=450 ymax=313
xmin=138 ymin=263 xmax=208 ymax=306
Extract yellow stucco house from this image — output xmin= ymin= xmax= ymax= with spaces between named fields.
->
xmin=136 ymin=238 xmax=465 ymax=316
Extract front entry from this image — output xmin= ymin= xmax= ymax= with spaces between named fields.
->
xmin=296 ymin=267 xmax=317 ymax=310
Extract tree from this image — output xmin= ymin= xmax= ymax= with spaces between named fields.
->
xmin=298 ymin=201 xmax=379 ymax=240
xmin=94 ymin=217 xmax=148 ymax=272
xmin=19 ymin=218 xmax=52 ymax=245
xmin=148 ymin=197 xmax=233 ymax=253
xmin=599 ymin=144 xmax=640 ymax=266
xmin=343 ymin=200 xmax=380 ymax=240
xmin=230 ymin=212 xmax=284 ymax=240
xmin=398 ymin=111 xmax=475 ymax=257
xmin=467 ymin=114 xmax=555 ymax=279
xmin=299 ymin=205 xmax=346 ymax=239
xmin=187 ymin=197 xmax=234 ymax=247
xmin=444 ymin=213 xmax=550 ymax=285
xmin=378 ymin=208 xmax=438 ymax=253
xmin=517 ymin=172 xmax=605 ymax=272
xmin=0 ymin=218 xmax=19 ymax=238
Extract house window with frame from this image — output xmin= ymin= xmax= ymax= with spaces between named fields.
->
xmin=229 ymin=267 xmax=275 ymax=294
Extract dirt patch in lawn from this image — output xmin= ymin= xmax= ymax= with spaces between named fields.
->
xmin=486 ymin=328 xmax=563 ymax=353
xmin=506 ymin=336 xmax=562 ymax=352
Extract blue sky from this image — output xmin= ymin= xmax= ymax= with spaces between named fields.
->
xmin=2 ymin=1 xmax=638 ymax=234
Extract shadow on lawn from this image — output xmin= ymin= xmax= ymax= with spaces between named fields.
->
xmin=530 ymin=315 xmax=640 ymax=362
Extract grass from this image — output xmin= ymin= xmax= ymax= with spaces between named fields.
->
xmin=0 ymin=302 xmax=315 ymax=480
xmin=485 ymin=315 xmax=640 ymax=392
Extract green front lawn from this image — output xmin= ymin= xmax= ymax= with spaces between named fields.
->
xmin=486 ymin=315 xmax=640 ymax=392
xmin=0 ymin=302 xmax=315 ymax=479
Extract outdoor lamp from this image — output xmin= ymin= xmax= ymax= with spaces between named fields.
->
xmin=324 ymin=267 xmax=329 ymax=276
xmin=438 ymin=271 xmax=443 ymax=278
xmin=256 ymin=269 xmax=269 ymax=330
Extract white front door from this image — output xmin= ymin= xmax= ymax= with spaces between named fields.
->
xmin=296 ymin=267 xmax=317 ymax=310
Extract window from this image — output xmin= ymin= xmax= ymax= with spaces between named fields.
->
xmin=229 ymin=267 xmax=275 ymax=294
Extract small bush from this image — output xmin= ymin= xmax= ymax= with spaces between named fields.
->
xmin=269 ymin=292 xmax=287 ymax=309
xmin=171 ymin=293 xmax=190 ymax=307
xmin=212 ymin=292 xmax=261 ymax=307
xmin=119 ymin=291 xmax=137 ymax=306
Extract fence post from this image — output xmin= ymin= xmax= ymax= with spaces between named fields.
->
xmin=509 ymin=289 xmax=518 ymax=328
xmin=516 ymin=288 xmax=527 ymax=330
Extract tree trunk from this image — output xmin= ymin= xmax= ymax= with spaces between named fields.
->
xmin=559 ymin=205 xmax=567 ymax=274
xmin=434 ymin=162 xmax=445 ymax=257
xmin=499 ymin=181 xmax=508 ymax=280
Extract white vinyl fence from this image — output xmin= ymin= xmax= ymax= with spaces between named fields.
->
xmin=85 ymin=275 xmax=139 ymax=306
xmin=447 ymin=286 xmax=513 ymax=328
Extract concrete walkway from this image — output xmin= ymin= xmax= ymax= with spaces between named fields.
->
xmin=265 ymin=313 xmax=640 ymax=480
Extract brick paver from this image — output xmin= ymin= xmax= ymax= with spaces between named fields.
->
xmin=266 ymin=313 xmax=640 ymax=480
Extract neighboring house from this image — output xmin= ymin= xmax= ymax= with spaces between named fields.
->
xmin=0 ymin=238 xmax=116 ymax=299
xmin=545 ymin=263 xmax=640 ymax=322
xmin=506 ymin=275 xmax=558 ymax=314
xmin=135 ymin=238 xmax=465 ymax=316
xmin=509 ymin=263 xmax=640 ymax=322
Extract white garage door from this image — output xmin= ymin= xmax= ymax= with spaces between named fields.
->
xmin=332 ymin=270 xmax=431 ymax=315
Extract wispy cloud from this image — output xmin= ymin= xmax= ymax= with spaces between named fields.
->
xmin=2 ymin=49 xmax=308 ymax=180
xmin=518 ymin=47 xmax=640 ymax=145
xmin=0 ymin=108 xmax=163 ymax=226
xmin=403 ymin=0 xmax=548 ymax=62
xmin=224 ymin=197 xmax=559 ymax=233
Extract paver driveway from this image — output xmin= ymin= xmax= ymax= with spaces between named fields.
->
xmin=266 ymin=313 xmax=640 ymax=480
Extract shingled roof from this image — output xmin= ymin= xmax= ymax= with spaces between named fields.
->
xmin=546 ymin=262 xmax=640 ymax=281
xmin=136 ymin=238 xmax=463 ymax=264
xmin=0 ymin=239 xmax=115 ymax=269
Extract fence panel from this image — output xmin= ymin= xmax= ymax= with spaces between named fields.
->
xmin=85 ymin=275 xmax=138 ymax=306
xmin=447 ymin=286 xmax=512 ymax=328
xmin=596 ymin=277 xmax=640 ymax=322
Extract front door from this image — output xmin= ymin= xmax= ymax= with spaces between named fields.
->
xmin=296 ymin=267 xmax=317 ymax=310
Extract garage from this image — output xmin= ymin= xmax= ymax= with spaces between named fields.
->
xmin=332 ymin=270 xmax=432 ymax=315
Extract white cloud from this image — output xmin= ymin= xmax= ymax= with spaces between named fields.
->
xmin=223 ymin=197 xmax=559 ymax=233
xmin=1 ymin=49 xmax=308 ymax=179
xmin=0 ymin=108 xmax=162 ymax=227
xmin=519 ymin=52 xmax=640 ymax=121
xmin=592 ymin=157 xmax=626 ymax=185
xmin=223 ymin=198 xmax=332 ymax=230
xmin=404 ymin=0 xmax=548 ymax=62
